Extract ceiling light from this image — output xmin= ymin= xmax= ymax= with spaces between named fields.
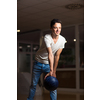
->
xmin=73 ymin=39 xmax=76 ymax=42
xmin=17 ymin=30 xmax=20 ymax=32
xmin=33 ymin=48 xmax=37 ymax=50
xmin=65 ymin=4 xmax=84 ymax=10
xmin=66 ymin=41 xmax=67 ymax=43
xmin=27 ymin=45 xmax=31 ymax=48
xmin=33 ymin=46 xmax=38 ymax=50
xmin=19 ymin=46 xmax=22 ymax=49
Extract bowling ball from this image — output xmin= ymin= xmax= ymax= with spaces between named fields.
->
xmin=44 ymin=76 xmax=59 ymax=91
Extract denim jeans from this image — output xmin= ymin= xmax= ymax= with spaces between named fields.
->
xmin=27 ymin=61 xmax=57 ymax=100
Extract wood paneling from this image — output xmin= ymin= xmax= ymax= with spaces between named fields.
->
xmin=56 ymin=71 xmax=76 ymax=88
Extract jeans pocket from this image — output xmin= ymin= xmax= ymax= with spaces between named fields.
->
xmin=44 ymin=64 xmax=50 ymax=74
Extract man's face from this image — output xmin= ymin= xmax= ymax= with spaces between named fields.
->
xmin=51 ymin=23 xmax=62 ymax=36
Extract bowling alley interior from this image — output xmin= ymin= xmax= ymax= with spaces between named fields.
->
xmin=17 ymin=0 xmax=84 ymax=100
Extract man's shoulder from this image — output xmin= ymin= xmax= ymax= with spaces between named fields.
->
xmin=44 ymin=33 xmax=51 ymax=37
xmin=59 ymin=34 xmax=66 ymax=40
xmin=44 ymin=33 xmax=51 ymax=39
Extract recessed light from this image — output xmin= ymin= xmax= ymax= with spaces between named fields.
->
xmin=73 ymin=39 xmax=76 ymax=42
xmin=19 ymin=46 xmax=22 ymax=49
xmin=27 ymin=45 xmax=31 ymax=48
xmin=65 ymin=4 xmax=84 ymax=10
xmin=17 ymin=30 xmax=20 ymax=32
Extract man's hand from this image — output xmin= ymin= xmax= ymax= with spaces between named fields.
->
xmin=44 ymin=70 xmax=53 ymax=80
xmin=44 ymin=70 xmax=57 ymax=80
xmin=52 ymin=72 xmax=56 ymax=77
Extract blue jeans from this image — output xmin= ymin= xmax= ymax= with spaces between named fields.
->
xmin=27 ymin=61 xmax=57 ymax=100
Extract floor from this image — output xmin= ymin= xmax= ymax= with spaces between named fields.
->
xmin=17 ymin=92 xmax=84 ymax=100
xmin=17 ymin=72 xmax=84 ymax=100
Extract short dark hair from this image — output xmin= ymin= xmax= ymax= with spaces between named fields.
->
xmin=50 ymin=19 xmax=62 ymax=28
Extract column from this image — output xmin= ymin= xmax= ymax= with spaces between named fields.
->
xmin=75 ymin=24 xmax=80 ymax=92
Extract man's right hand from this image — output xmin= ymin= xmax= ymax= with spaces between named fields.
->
xmin=44 ymin=70 xmax=53 ymax=80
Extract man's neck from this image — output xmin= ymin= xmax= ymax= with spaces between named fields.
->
xmin=51 ymin=33 xmax=59 ymax=44
xmin=51 ymin=33 xmax=59 ymax=40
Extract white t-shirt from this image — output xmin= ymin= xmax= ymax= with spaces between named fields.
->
xmin=35 ymin=34 xmax=66 ymax=64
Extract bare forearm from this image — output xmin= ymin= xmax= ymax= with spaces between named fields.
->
xmin=44 ymin=53 xmax=54 ymax=79
xmin=53 ymin=55 xmax=60 ymax=73
xmin=48 ymin=53 xmax=54 ymax=72
xmin=45 ymin=48 xmax=62 ymax=79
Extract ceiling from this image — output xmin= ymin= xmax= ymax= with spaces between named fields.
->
xmin=17 ymin=0 xmax=84 ymax=33
xmin=17 ymin=0 xmax=84 ymax=48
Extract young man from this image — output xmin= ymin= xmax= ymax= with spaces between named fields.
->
xmin=27 ymin=19 xmax=66 ymax=100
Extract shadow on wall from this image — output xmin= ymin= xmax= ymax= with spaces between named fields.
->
xmin=17 ymin=72 xmax=31 ymax=95
xmin=17 ymin=72 xmax=42 ymax=95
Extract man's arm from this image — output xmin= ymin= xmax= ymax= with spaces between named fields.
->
xmin=44 ymin=47 xmax=54 ymax=79
xmin=53 ymin=48 xmax=63 ymax=77
xmin=44 ymin=48 xmax=63 ymax=79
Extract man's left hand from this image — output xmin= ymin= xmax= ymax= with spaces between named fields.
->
xmin=52 ymin=72 xmax=56 ymax=77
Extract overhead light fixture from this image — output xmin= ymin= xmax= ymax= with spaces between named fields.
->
xmin=73 ymin=39 xmax=76 ymax=42
xmin=27 ymin=45 xmax=31 ymax=48
xmin=33 ymin=46 xmax=39 ymax=51
xmin=65 ymin=4 xmax=84 ymax=10
xmin=66 ymin=41 xmax=67 ymax=43
xmin=19 ymin=46 xmax=22 ymax=49
xmin=17 ymin=30 xmax=20 ymax=32
xmin=33 ymin=48 xmax=37 ymax=51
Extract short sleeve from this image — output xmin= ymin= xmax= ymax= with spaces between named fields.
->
xmin=60 ymin=37 xmax=66 ymax=49
xmin=44 ymin=35 xmax=51 ymax=48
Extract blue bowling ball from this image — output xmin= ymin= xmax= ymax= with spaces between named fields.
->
xmin=44 ymin=76 xmax=59 ymax=91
